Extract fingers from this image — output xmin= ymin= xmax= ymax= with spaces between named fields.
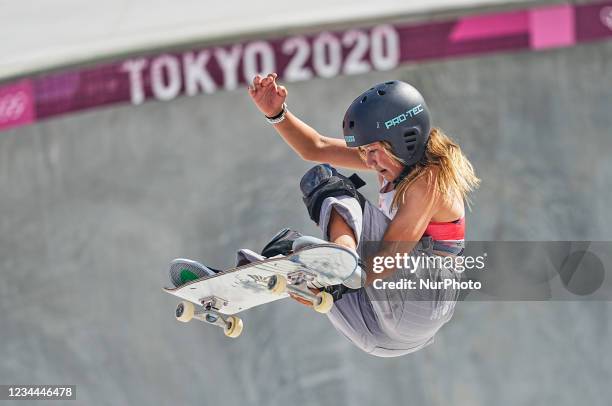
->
xmin=248 ymin=74 xmax=262 ymax=93
xmin=260 ymin=73 xmax=277 ymax=87
xmin=248 ymin=73 xmax=278 ymax=90
xmin=248 ymin=73 xmax=286 ymax=101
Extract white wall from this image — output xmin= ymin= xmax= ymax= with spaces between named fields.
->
xmin=1 ymin=0 xmax=534 ymax=79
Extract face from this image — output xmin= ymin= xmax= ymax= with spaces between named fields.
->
xmin=358 ymin=142 xmax=404 ymax=182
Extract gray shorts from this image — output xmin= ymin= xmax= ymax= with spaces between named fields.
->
xmin=316 ymin=195 xmax=462 ymax=357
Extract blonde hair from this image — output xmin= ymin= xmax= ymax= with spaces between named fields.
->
xmin=359 ymin=127 xmax=480 ymax=211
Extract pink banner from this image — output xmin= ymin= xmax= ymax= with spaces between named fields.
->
xmin=450 ymin=11 xmax=528 ymax=42
xmin=529 ymin=5 xmax=576 ymax=49
xmin=0 ymin=80 xmax=35 ymax=131
xmin=1 ymin=1 xmax=611 ymax=132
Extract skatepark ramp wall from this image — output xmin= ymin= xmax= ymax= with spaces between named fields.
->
xmin=1 ymin=2 xmax=612 ymax=405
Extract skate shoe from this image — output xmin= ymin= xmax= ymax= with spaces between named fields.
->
xmin=169 ymin=258 xmax=219 ymax=287
xmin=261 ymin=228 xmax=303 ymax=258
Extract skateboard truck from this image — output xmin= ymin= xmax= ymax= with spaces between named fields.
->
xmin=199 ymin=295 xmax=228 ymax=310
xmin=174 ymin=300 xmax=244 ymax=338
xmin=267 ymin=274 xmax=334 ymax=314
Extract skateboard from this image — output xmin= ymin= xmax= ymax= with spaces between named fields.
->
xmin=163 ymin=244 xmax=361 ymax=338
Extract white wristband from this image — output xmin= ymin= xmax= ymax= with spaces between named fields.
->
xmin=265 ymin=103 xmax=287 ymax=124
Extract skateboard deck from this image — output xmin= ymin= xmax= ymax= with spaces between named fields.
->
xmin=163 ymin=243 xmax=360 ymax=337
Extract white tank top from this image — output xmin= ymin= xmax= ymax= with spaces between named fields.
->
xmin=378 ymin=179 xmax=397 ymax=220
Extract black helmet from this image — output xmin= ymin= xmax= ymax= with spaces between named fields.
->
xmin=342 ymin=80 xmax=431 ymax=167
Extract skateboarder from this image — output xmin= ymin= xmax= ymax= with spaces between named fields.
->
xmin=244 ymin=74 xmax=480 ymax=357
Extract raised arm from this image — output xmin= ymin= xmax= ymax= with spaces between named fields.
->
xmin=248 ymin=73 xmax=369 ymax=171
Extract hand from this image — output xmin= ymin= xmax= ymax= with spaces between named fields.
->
xmin=247 ymin=73 xmax=288 ymax=117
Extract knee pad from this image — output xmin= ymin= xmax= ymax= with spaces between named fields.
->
xmin=300 ymin=164 xmax=367 ymax=224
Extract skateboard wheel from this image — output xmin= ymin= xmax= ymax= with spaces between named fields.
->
xmin=223 ymin=315 xmax=244 ymax=338
xmin=175 ymin=301 xmax=195 ymax=322
xmin=268 ymin=275 xmax=287 ymax=295
xmin=313 ymin=291 xmax=334 ymax=314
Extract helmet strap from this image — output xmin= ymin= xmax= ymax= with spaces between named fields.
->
xmin=392 ymin=153 xmax=428 ymax=188
xmin=392 ymin=164 xmax=415 ymax=188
